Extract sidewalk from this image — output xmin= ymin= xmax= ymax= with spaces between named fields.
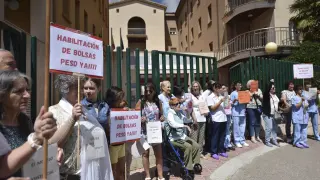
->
xmin=128 ymin=141 xmax=263 ymax=180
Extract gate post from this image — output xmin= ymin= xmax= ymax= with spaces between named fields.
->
xmin=151 ymin=50 xmax=160 ymax=93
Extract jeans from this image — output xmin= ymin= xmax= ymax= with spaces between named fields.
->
xmin=262 ymin=115 xmax=277 ymax=143
xmin=210 ymin=121 xmax=227 ymax=154
xmin=283 ymin=112 xmax=292 ymax=138
xmin=293 ymin=123 xmax=308 ymax=145
xmin=224 ymin=115 xmax=232 ymax=148
xmin=247 ymin=108 xmax=261 ymax=137
xmin=171 ymin=136 xmax=201 ymax=170
xmin=309 ymin=112 xmax=320 ymax=140
xmin=233 ymin=116 xmax=246 ymax=144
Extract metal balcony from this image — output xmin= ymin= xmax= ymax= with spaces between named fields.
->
xmin=223 ymin=0 xmax=275 ymax=23
xmin=215 ymin=27 xmax=301 ymax=67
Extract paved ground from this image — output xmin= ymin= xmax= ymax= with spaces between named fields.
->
xmin=230 ymin=139 xmax=320 ymax=180
xmin=129 ymin=140 xmax=263 ymax=180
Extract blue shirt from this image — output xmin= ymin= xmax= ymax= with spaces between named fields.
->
xmin=302 ymin=91 xmax=318 ymax=113
xmin=81 ymin=98 xmax=109 ymax=127
xmin=230 ymin=91 xmax=246 ymax=116
xmin=291 ymin=96 xmax=309 ymax=124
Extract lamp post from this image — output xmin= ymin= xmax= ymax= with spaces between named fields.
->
xmin=265 ymin=42 xmax=278 ymax=54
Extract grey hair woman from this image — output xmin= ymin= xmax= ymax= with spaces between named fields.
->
xmin=0 ymin=70 xmax=57 ymax=179
xmin=49 ymin=74 xmax=113 ymax=180
xmin=189 ymin=81 xmax=207 ymax=158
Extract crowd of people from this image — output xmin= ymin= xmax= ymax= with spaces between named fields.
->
xmin=0 ymin=48 xmax=319 ymax=180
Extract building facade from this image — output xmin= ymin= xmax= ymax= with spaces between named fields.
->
xmin=169 ymin=0 xmax=298 ymax=84
xmin=0 ymin=0 xmax=109 ymax=112
xmin=109 ymin=0 xmax=166 ymax=51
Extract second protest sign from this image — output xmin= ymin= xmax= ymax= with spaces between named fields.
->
xmin=110 ymin=109 xmax=141 ymax=145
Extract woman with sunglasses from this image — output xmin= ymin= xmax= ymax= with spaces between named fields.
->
xmin=136 ymin=82 xmax=165 ymax=180
xmin=165 ymin=98 xmax=201 ymax=177
xmin=262 ymin=82 xmax=280 ymax=147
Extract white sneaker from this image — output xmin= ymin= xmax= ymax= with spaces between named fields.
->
xmin=235 ymin=143 xmax=243 ymax=148
xmin=242 ymin=142 xmax=249 ymax=147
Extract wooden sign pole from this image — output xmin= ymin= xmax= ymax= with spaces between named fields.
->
xmin=43 ymin=0 xmax=51 ymax=179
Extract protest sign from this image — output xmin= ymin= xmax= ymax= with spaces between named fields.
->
xmin=238 ymin=91 xmax=251 ymax=104
xmin=293 ymin=64 xmax=313 ymax=79
xmin=146 ymin=121 xmax=163 ymax=144
xmin=22 ymin=143 xmax=59 ymax=180
xmin=309 ymin=88 xmax=317 ymax=100
xmin=50 ymin=24 xmax=104 ymax=78
xmin=110 ymin=109 xmax=141 ymax=144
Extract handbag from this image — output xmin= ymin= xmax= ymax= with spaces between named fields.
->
xmin=253 ymin=94 xmax=262 ymax=115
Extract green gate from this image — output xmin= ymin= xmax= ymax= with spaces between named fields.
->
xmin=230 ymin=56 xmax=305 ymax=94
xmin=106 ymin=46 xmax=218 ymax=107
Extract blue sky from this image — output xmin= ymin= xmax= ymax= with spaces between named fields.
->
xmin=109 ymin=0 xmax=180 ymax=12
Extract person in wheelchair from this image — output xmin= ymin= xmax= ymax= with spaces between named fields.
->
xmin=165 ymin=98 xmax=201 ymax=175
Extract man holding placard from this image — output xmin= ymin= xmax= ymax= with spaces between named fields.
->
xmin=302 ymin=82 xmax=320 ymax=141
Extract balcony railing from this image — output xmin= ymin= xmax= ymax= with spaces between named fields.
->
xmin=128 ymin=28 xmax=146 ymax=35
xmin=225 ymin=0 xmax=275 ymax=15
xmin=215 ymin=27 xmax=300 ymax=60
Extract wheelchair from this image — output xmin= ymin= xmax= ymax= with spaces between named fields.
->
xmin=155 ymin=127 xmax=202 ymax=180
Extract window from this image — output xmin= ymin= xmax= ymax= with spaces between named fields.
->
xmin=185 ymin=35 xmax=188 ymax=43
xmin=75 ymin=0 xmax=80 ymax=29
xmin=198 ymin=18 xmax=202 ymax=34
xmin=170 ymin=47 xmax=177 ymax=52
xmin=190 ymin=1 xmax=193 ymax=14
xmin=184 ymin=12 xmax=188 ymax=26
xmin=84 ymin=11 xmax=88 ymax=32
xmin=99 ymin=0 xmax=102 ymax=13
xmin=191 ymin=28 xmax=194 ymax=43
xmin=181 ymin=42 xmax=183 ymax=49
xmin=180 ymin=20 xmax=183 ymax=28
xmin=208 ymin=4 xmax=212 ymax=25
xmin=154 ymin=9 xmax=157 ymax=13
xmin=170 ymin=28 xmax=177 ymax=35
xmin=116 ymin=9 xmax=119 ymax=13
xmin=63 ymin=0 xmax=70 ymax=20
xmin=92 ymin=24 xmax=96 ymax=35
xmin=289 ymin=20 xmax=297 ymax=40
xmin=185 ymin=47 xmax=188 ymax=52
xmin=209 ymin=42 xmax=213 ymax=51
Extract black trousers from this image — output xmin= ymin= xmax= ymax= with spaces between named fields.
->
xmin=210 ymin=121 xmax=227 ymax=154
xmin=204 ymin=115 xmax=213 ymax=153
xmin=60 ymin=174 xmax=80 ymax=180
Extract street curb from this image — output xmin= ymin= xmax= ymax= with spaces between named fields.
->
xmin=209 ymin=143 xmax=288 ymax=180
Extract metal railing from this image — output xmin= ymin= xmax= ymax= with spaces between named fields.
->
xmin=225 ymin=0 xmax=275 ymax=14
xmin=215 ymin=27 xmax=300 ymax=60
xmin=128 ymin=28 xmax=146 ymax=35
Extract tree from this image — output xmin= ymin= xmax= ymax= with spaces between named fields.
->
xmin=284 ymin=41 xmax=320 ymax=86
xmin=290 ymin=0 xmax=320 ymax=42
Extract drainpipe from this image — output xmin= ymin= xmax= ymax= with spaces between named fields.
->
xmin=187 ymin=0 xmax=190 ymax=52
xmin=216 ymin=0 xmax=220 ymax=50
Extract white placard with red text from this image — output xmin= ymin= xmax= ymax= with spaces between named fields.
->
xmin=49 ymin=24 xmax=103 ymax=78
xmin=293 ymin=64 xmax=314 ymax=79
xmin=110 ymin=110 xmax=141 ymax=144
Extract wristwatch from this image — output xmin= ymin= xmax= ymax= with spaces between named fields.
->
xmin=27 ymin=133 xmax=42 ymax=150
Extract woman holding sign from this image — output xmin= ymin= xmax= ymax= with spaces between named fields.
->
xmin=246 ymin=80 xmax=263 ymax=143
xmin=49 ymin=74 xmax=113 ymax=180
xmin=135 ymin=82 xmax=165 ymax=180
xmin=0 ymin=70 xmax=58 ymax=179
xmin=105 ymin=87 xmax=128 ymax=180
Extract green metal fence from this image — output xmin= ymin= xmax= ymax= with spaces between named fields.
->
xmin=230 ymin=56 xmax=305 ymax=94
xmin=106 ymin=46 xmax=218 ymax=107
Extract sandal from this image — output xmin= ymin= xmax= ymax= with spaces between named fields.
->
xmin=145 ymin=178 xmax=151 ymax=180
